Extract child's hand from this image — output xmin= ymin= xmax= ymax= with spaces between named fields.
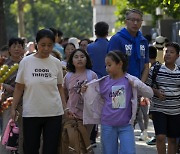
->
xmin=81 ymin=84 xmax=88 ymax=93
xmin=157 ymin=89 xmax=166 ymax=100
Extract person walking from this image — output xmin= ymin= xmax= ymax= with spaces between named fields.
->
xmin=0 ymin=37 xmax=25 ymax=154
xmin=108 ymin=8 xmax=150 ymax=140
xmin=11 ymin=29 xmax=67 ymax=154
xmin=82 ymin=51 xmax=153 ymax=154
xmin=146 ymin=42 xmax=180 ymax=154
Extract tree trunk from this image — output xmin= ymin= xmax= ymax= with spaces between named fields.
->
xmin=30 ymin=0 xmax=38 ymax=36
xmin=17 ymin=0 xmax=25 ymax=38
xmin=0 ymin=0 xmax=7 ymax=47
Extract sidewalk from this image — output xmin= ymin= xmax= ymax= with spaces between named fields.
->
xmin=93 ymin=120 xmax=157 ymax=154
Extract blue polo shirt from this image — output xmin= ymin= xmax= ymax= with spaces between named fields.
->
xmin=87 ymin=38 xmax=109 ymax=78
xmin=108 ymin=28 xmax=149 ymax=79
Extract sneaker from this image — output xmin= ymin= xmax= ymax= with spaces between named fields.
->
xmin=146 ymin=137 xmax=156 ymax=145
xmin=91 ymin=141 xmax=97 ymax=148
xmin=139 ymin=130 xmax=149 ymax=141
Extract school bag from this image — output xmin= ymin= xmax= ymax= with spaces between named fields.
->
xmin=151 ymin=62 xmax=180 ymax=89
xmin=151 ymin=61 xmax=161 ymax=89
xmin=2 ymin=119 xmax=19 ymax=151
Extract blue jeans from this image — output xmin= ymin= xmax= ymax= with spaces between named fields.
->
xmin=101 ymin=124 xmax=136 ymax=154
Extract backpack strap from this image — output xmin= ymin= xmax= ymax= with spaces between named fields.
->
xmin=86 ymin=69 xmax=93 ymax=82
xmin=65 ymin=72 xmax=73 ymax=90
xmin=151 ymin=61 xmax=161 ymax=89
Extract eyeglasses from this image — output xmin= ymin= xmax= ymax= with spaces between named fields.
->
xmin=126 ymin=18 xmax=143 ymax=23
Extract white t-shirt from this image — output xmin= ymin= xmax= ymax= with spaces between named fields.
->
xmin=16 ymin=54 xmax=64 ymax=117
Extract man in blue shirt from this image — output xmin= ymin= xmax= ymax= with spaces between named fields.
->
xmin=108 ymin=9 xmax=149 ymax=82
xmin=87 ymin=21 xmax=109 ymax=146
xmin=87 ymin=21 xmax=109 ymax=78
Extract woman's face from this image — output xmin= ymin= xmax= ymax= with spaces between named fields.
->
xmin=37 ymin=37 xmax=54 ymax=58
xmin=9 ymin=43 xmax=24 ymax=58
xmin=72 ymin=51 xmax=87 ymax=69
xmin=65 ymin=44 xmax=75 ymax=60
xmin=79 ymin=40 xmax=88 ymax=50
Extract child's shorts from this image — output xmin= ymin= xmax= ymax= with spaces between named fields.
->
xmin=152 ymin=111 xmax=180 ymax=138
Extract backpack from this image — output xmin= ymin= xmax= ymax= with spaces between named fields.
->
xmin=151 ymin=61 xmax=161 ymax=89
xmin=151 ymin=62 xmax=180 ymax=89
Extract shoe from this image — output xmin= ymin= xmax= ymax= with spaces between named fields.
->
xmin=91 ymin=141 xmax=97 ymax=148
xmin=146 ymin=137 xmax=156 ymax=145
xmin=139 ymin=129 xmax=149 ymax=141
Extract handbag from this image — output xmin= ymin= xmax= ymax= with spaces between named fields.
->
xmin=2 ymin=119 xmax=19 ymax=151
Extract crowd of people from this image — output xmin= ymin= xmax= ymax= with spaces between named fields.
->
xmin=0 ymin=8 xmax=179 ymax=154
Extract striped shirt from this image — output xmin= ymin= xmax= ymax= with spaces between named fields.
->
xmin=146 ymin=64 xmax=180 ymax=115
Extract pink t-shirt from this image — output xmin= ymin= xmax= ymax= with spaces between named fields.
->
xmin=64 ymin=70 xmax=97 ymax=119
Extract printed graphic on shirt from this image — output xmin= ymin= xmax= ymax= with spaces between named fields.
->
xmin=140 ymin=45 xmax=145 ymax=58
xmin=110 ymin=85 xmax=126 ymax=109
xmin=32 ymin=68 xmax=52 ymax=78
xmin=125 ymin=44 xmax=132 ymax=56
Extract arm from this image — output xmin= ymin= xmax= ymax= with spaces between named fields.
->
xmin=129 ymin=75 xmax=153 ymax=98
xmin=141 ymin=63 xmax=149 ymax=83
xmin=57 ymin=84 xmax=67 ymax=110
xmin=11 ymin=83 xmax=24 ymax=121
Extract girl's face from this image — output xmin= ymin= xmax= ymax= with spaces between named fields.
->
xmin=9 ymin=43 xmax=24 ymax=58
xmin=164 ymin=46 xmax=179 ymax=65
xmin=105 ymin=56 xmax=122 ymax=77
xmin=80 ymin=40 xmax=88 ymax=50
xmin=65 ymin=44 xmax=75 ymax=59
xmin=36 ymin=37 xmax=54 ymax=58
xmin=72 ymin=51 xmax=87 ymax=69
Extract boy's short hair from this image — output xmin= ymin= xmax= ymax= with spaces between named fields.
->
xmin=95 ymin=21 xmax=109 ymax=37
xmin=149 ymin=46 xmax=157 ymax=59
xmin=125 ymin=8 xmax=143 ymax=19
xmin=165 ymin=42 xmax=180 ymax=54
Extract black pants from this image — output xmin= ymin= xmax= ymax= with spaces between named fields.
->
xmin=23 ymin=116 xmax=62 ymax=154
xmin=90 ymin=124 xmax=98 ymax=143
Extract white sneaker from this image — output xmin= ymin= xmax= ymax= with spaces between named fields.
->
xmin=139 ymin=130 xmax=149 ymax=141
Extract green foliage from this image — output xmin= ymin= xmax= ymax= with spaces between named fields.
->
xmin=115 ymin=0 xmax=180 ymax=27
xmin=4 ymin=0 xmax=93 ymax=41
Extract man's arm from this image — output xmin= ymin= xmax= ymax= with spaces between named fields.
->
xmin=141 ymin=63 xmax=149 ymax=83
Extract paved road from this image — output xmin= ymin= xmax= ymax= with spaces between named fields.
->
xmin=93 ymin=120 xmax=157 ymax=154
xmin=0 ymin=120 xmax=157 ymax=154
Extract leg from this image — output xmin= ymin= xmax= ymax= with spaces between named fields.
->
xmin=137 ymin=107 xmax=145 ymax=132
xmin=118 ymin=124 xmax=135 ymax=154
xmin=141 ymin=105 xmax=149 ymax=130
xmin=90 ymin=125 xmax=98 ymax=144
xmin=152 ymin=112 xmax=167 ymax=154
xmin=166 ymin=114 xmax=180 ymax=154
xmin=42 ymin=116 xmax=62 ymax=154
xmin=167 ymin=137 xmax=176 ymax=154
xmin=101 ymin=124 xmax=118 ymax=154
xmin=23 ymin=117 xmax=43 ymax=154
xmin=156 ymin=134 xmax=166 ymax=154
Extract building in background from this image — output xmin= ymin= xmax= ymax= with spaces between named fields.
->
xmin=92 ymin=0 xmax=117 ymax=38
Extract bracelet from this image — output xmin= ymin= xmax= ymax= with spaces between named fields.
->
xmin=64 ymin=108 xmax=69 ymax=112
